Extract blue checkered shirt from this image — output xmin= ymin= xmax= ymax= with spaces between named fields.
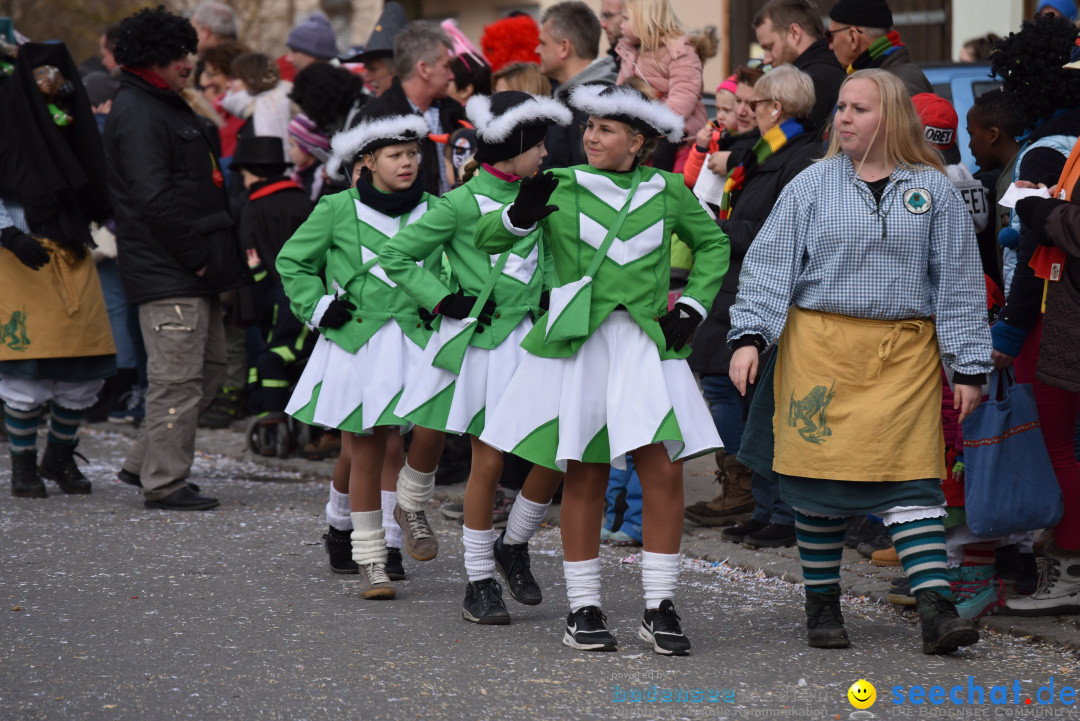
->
xmin=728 ymin=154 xmax=993 ymax=376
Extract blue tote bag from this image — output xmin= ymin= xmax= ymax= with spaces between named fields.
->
xmin=961 ymin=369 xmax=1062 ymax=538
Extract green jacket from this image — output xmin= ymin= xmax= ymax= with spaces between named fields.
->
xmin=475 ymin=165 xmax=729 ymax=360
xmin=379 ymin=167 xmax=545 ymax=349
xmin=276 ymin=187 xmax=439 ymax=352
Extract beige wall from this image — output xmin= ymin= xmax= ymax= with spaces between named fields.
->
xmin=421 ymin=0 xmax=729 ymax=96
xmin=950 ymin=0 xmax=1022 ymax=61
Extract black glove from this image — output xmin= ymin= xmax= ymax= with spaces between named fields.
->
xmin=658 ymin=303 xmax=703 ymax=351
xmin=507 ymin=171 xmax=559 ymax=229
xmin=319 ymin=298 xmax=356 ymax=329
xmin=538 ymin=290 xmax=550 ymax=312
xmin=437 ymin=291 xmax=495 ymax=326
xmin=418 ymin=306 xmax=437 ymax=331
xmin=0 ymin=227 xmax=50 ymax=270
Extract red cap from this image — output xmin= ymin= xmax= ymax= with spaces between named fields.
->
xmin=911 ymin=93 xmax=958 ymax=150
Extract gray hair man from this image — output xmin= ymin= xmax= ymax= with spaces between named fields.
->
xmin=191 ymin=1 xmax=238 ymax=54
xmin=826 ymin=0 xmax=932 ymax=96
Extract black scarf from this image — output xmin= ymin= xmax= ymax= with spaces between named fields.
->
xmin=355 ymin=168 xmax=425 ymax=217
xmin=0 ymin=43 xmax=111 ymax=254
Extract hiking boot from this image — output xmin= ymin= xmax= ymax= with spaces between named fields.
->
xmin=394 ymin=505 xmax=438 ymax=561
xmin=563 ymin=605 xmax=617 ymax=651
xmin=11 ymin=451 xmax=47 ymax=498
xmin=887 ymin=577 xmax=916 ymax=606
xmin=639 ymin=599 xmax=692 ymax=656
xmin=493 ymin=530 xmax=542 ymax=605
xmin=950 ymin=565 xmax=1005 ymax=619
xmin=917 ymin=588 xmax=979 ymax=654
xmin=684 ymin=452 xmax=755 ymax=526
xmin=462 ymin=578 xmax=511 ymax=625
xmin=684 ymin=450 xmax=727 ymax=516
xmin=1004 ymin=553 xmax=1080 ymax=616
xmin=323 ymin=527 xmax=358 ymax=575
xmin=805 ymin=588 xmax=850 ymax=649
xmin=385 ymin=546 xmax=406 ymax=581
xmin=358 ymin=562 xmax=395 ymax=600
xmin=743 ymin=522 xmax=796 ymax=549
xmin=600 ymin=525 xmax=614 ymax=543
xmin=844 ymin=516 xmax=883 ymax=549
xmin=302 ymin=432 xmax=341 ymax=460
xmin=857 ymin=526 xmax=892 ymax=559
xmin=39 ymin=441 xmax=92 ymax=495
xmin=871 ymin=547 xmax=901 ymax=567
xmin=721 ymin=517 xmax=766 ymax=543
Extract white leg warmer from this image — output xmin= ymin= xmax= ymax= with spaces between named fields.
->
xmin=381 ymin=490 xmax=403 ymax=548
xmin=396 ymin=462 xmax=435 ymax=513
xmin=564 ymin=557 xmax=602 ymax=613
xmin=505 ymin=495 xmax=549 ymax=545
xmin=325 ymin=487 xmax=352 ymax=532
xmin=350 ymin=510 xmax=387 ymax=565
xmin=641 ymin=551 xmax=680 ymax=610
xmin=462 ymin=525 xmax=496 ymax=582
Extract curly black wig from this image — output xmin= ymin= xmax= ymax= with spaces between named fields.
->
xmin=289 ymin=63 xmax=366 ymax=131
xmin=990 ymin=14 xmax=1080 ymax=132
xmin=113 ymin=6 xmax=198 ymax=68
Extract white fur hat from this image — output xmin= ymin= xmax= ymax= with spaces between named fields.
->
xmin=569 ymin=84 xmax=685 ymax=143
xmin=465 ymin=91 xmax=572 ymax=163
xmin=327 ymin=114 xmax=429 ymax=178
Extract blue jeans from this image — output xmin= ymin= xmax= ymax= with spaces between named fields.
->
xmin=750 ymin=471 xmax=794 ymax=526
xmin=97 ymin=259 xmax=143 ymax=372
xmin=701 ymin=374 xmax=744 ymax=453
xmin=604 ymin=455 xmax=643 ymax=543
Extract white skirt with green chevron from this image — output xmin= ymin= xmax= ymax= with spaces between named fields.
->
xmin=393 ymin=318 xmax=533 ymax=436
xmin=480 ymin=311 xmax=722 ymax=471
xmin=285 ymin=322 xmax=423 ymax=435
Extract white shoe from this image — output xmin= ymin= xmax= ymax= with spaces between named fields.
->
xmin=1004 ymin=556 xmax=1080 ymax=616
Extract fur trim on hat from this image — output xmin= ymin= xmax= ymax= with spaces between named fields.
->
xmin=465 ymin=94 xmax=572 ymax=142
xmin=569 ymin=84 xmax=685 ymax=143
xmin=327 ymin=114 xmax=429 ymax=177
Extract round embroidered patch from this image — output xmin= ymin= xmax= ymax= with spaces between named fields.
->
xmin=903 ymin=188 xmax=931 ymax=214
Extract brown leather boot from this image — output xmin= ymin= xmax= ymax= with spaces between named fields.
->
xmin=684 ymin=454 xmax=755 ymax=526
xmin=684 ymin=450 xmax=726 ymax=516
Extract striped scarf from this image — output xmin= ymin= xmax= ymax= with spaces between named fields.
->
xmin=718 ymin=118 xmax=808 ymax=220
xmin=848 ymin=31 xmax=905 ymax=74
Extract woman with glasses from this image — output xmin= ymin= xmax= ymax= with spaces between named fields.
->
xmin=687 ymin=65 xmax=819 ymax=548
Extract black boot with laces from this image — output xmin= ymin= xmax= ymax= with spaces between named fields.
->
xmin=11 ymin=451 xmax=47 ymax=498
xmin=917 ymin=588 xmax=979 ymax=654
xmin=640 ymin=599 xmax=692 ymax=655
xmin=322 ymin=526 xmax=358 ymax=574
xmin=805 ymin=587 xmax=850 ymax=648
xmin=462 ymin=578 xmax=511 ymax=625
xmin=39 ymin=441 xmax=91 ymax=494
xmin=493 ymin=530 xmax=542 ymax=605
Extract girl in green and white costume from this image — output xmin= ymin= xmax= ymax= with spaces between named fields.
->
xmin=380 ymin=91 xmax=570 ymax=625
xmin=477 ymin=85 xmax=730 ymax=655
xmin=277 ymin=114 xmax=447 ymax=599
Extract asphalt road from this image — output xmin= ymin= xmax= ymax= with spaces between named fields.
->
xmin=2 ymin=430 xmax=1078 ymax=721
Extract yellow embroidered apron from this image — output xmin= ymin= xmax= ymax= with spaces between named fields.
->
xmin=773 ymin=307 xmax=944 ymax=482
xmin=0 ymin=240 xmax=115 ymax=361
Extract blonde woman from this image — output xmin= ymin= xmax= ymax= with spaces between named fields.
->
xmin=492 ymin=62 xmax=552 ymax=96
xmin=615 ymin=0 xmax=713 ymax=169
xmin=728 ymin=69 xmax=992 ymax=655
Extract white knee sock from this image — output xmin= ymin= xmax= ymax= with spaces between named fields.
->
xmin=381 ymin=490 xmax=403 ymax=549
xmin=326 ymin=487 xmax=352 ymax=532
xmin=564 ymin=557 xmax=602 ymax=613
xmin=350 ymin=510 xmax=386 ymax=565
xmin=505 ymin=495 xmax=550 ymax=545
xmin=396 ymin=462 xmax=435 ymax=512
xmin=462 ymin=525 xmax=496 ymax=581
xmin=641 ymin=551 xmax=680 ymax=610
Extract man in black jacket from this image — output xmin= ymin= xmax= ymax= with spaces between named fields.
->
xmin=354 ymin=21 xmax=464 ymax=196
xmin=104 ymin=7 xmax=244 ymax=511
xmin=753 ymin=0 xmax=845 ymax=136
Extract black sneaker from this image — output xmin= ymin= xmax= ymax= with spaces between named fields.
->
xmin=720 ymin=517 xmax=766 ymax=543
xmin=323 ymin=527 xmax=358 ymax=574
xmin=742 ymin=522 xmax=796 ymax=549
xmin=805 ymin=587 xmax=850 ymax=649
xmin=462 ymin=578 xmax=511 ymax=625
xmin=562 ymin=605 xmax=617 ymax=652
xmin=386 ymin=546 xmax=406 ymax=581
xmin=857 ymin=526 xmax=892 ymax=559
xmin=493 ymin=531 xmax=542 ymax=605
xmin=639 ymin=599 xmax=692 ymax=656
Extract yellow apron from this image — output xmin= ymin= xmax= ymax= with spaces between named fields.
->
xmin=0 ymin=239 xmax=116 ymax=361
xmin=773 ymin=307 xmax=944 ymax=482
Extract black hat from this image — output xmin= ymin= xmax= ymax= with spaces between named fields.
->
xmin=569 ymin=84 xmax=684 ymax=142
xmin=466 ymin=91 xmax=572 ymax=164
xmin=345 ymin=2 xmax=407 ymax=64
xmin=829 ymin=0 xmax=894 ymax=28
xmin=231 ymin=136 xmax=290 ymax=176
xmin=328 ymin=113 xmax=429 ymax=178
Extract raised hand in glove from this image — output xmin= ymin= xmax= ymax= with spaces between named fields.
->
xmin=319 ymin=298 xmax=356 ymax=329
xmin=658 ymin=303 xmax=703 ymax=351
xmin=506 ymin=171 xmax=559 ymax=229
xmin=436 ymin=291 xmax=496 ymax=326
xmin=0 ymin=227 xmax=50 ymax=270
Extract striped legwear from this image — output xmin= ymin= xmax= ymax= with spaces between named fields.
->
xmin=889 ymin=517 xmax=950 ymax=594
xmin=4 ymin=404 xmax=44 ymax=454
xmin=795 ymin=512 xmax=847 ymax=591
xmin=48 ymin=404 xmax=84 ymax=446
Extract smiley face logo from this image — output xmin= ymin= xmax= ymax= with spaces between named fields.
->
xmin=848 ymin=679 xmax=876 ymax=709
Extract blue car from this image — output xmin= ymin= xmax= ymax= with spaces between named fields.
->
xmin=919 ymin=62 xmax=1001 ymax=171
